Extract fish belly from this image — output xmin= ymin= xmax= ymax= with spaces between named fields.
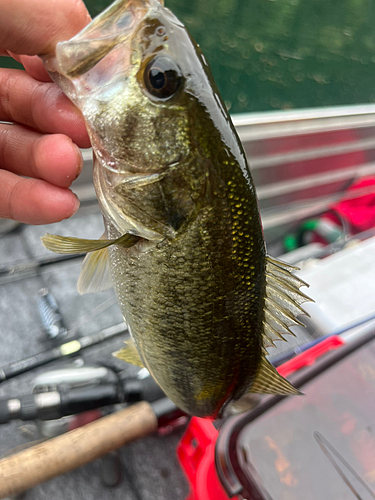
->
xmin=106 ymin=207 xmax=265 ymax=418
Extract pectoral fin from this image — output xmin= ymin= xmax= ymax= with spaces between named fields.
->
xmin=41 ymin=233 xmax=140 ymax=254
xmin=113 ymin=339 xmax=144 ymax=367
xmin=250 ymin=356 xmax=301 ymax=395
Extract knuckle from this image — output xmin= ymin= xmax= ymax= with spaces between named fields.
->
xmin=2 ymin=177 xmax=21 ymax=221
xmin=30 ymin=81 xmax=56 ymax=127
xmin=7 ymin=178 xmax=34 ymax=222
xmin=0 ymin=127 xmax=12 ymax=168
xmin=0 ymin=71 xmax=18 ymax=121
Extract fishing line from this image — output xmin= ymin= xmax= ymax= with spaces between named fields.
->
xmin=69 ymin=296 xmax=118 ymax=334
xmin=314 ymin=431 xmax=375 ymax=499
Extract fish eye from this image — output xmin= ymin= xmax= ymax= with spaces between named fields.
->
xmin=144 ymin=56 xmax=182 ymax=100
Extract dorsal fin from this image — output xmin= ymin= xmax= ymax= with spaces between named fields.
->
xmin=263 ymin=255 xmax=313 ymax=350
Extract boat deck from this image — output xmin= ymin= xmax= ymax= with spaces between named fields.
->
xmin=0 ymin=205 xmax=189 ymax=500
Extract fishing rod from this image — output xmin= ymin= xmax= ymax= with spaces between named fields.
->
xmin=0 ymin=322 xmax=128 ymax=384
xmin=0 ymin=253 xmax=83 ymax=285
xmin=0 ymin=398 xmax=182 ymax=499
xmin=271 ymin=313 xmax=375 ymax=367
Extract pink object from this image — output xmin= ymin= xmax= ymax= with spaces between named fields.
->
xmin=278 ymin=336 xmax=344 ymax=378
xmin=177 ymin=417 xmax=234 ymax=500
xmin=327 ymin=177 xmax=375 ymax=234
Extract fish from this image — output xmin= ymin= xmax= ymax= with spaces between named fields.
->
xmin=41 ymin=0 xmax=311 ymax=418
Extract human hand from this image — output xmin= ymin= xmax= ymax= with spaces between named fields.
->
xmin=0 ymin=0 xmax=92 ymax=225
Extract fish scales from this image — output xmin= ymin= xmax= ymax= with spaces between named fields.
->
xmin=41 ymin=0 xmax=309 ymax=418
xmin=106 ymin=148 xmax=266 ymax=416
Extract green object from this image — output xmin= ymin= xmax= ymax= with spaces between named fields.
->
xmin=303 ymin=219 xmax=319 ymax=232
xmin=284 ymin=234 xmax=298 ymax=252
xmin=284 ymin=217 xmax=344 ymax=251
xmin=284 ymin=219 xmax=319 ymax=251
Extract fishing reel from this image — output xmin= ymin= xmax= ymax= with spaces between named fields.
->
xmin=0 ymin=363 xmax=174 ymax=492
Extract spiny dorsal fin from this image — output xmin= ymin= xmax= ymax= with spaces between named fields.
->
xmin=263 ymin=255 xmax=313 ymax=349
xmin=266 ymin=258 xmax=309 ymax=289
xmin=113 ymin=339 xmax=145 ymax=367
xmin=265 ymin=298 xmax=305 ymax=328
xmin=263 ymin=322 xmax=285 ymax=347
xmin=264 ymin=309 xmax=295 ymax=337
xmin=267 ymin=255 xmax=299 ymax=272
xmin=251 ymin=356 xmax=301 ymax=395
xmin=77 ymin=247 xmax=112 ymax=295
xmin=41 ymin=233 xmax=140 ymax=254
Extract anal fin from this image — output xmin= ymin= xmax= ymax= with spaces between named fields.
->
xmin=250 ymin=356 xmax=301 ymax=395
xmin=113 ymin=339 xmax=145 ymax=367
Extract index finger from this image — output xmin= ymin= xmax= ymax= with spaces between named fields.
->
xmin=0 ymin=0 xmax=91 ymax=56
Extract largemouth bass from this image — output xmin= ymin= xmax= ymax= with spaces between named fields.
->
xmin=42 ymin=0 xmax=310 ymax=418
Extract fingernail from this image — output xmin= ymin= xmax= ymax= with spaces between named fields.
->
xmin=74 ymin=144 xmax=84 ymax=179
xmin=71 ymin=193 xmax=80 ymax=216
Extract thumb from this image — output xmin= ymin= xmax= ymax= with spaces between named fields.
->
xmin=0 ymin=0 xmax=91 ymax=56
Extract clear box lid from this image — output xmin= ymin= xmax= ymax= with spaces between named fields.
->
xmin=216 ymin=331 xmax=375 ymax=500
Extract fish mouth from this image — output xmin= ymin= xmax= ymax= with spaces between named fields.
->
xmin=44 ymin=0 xmax=163 ymax=80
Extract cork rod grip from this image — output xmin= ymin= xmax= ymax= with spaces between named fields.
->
xmin=0 ymin=401 xmax=158 ymax=499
